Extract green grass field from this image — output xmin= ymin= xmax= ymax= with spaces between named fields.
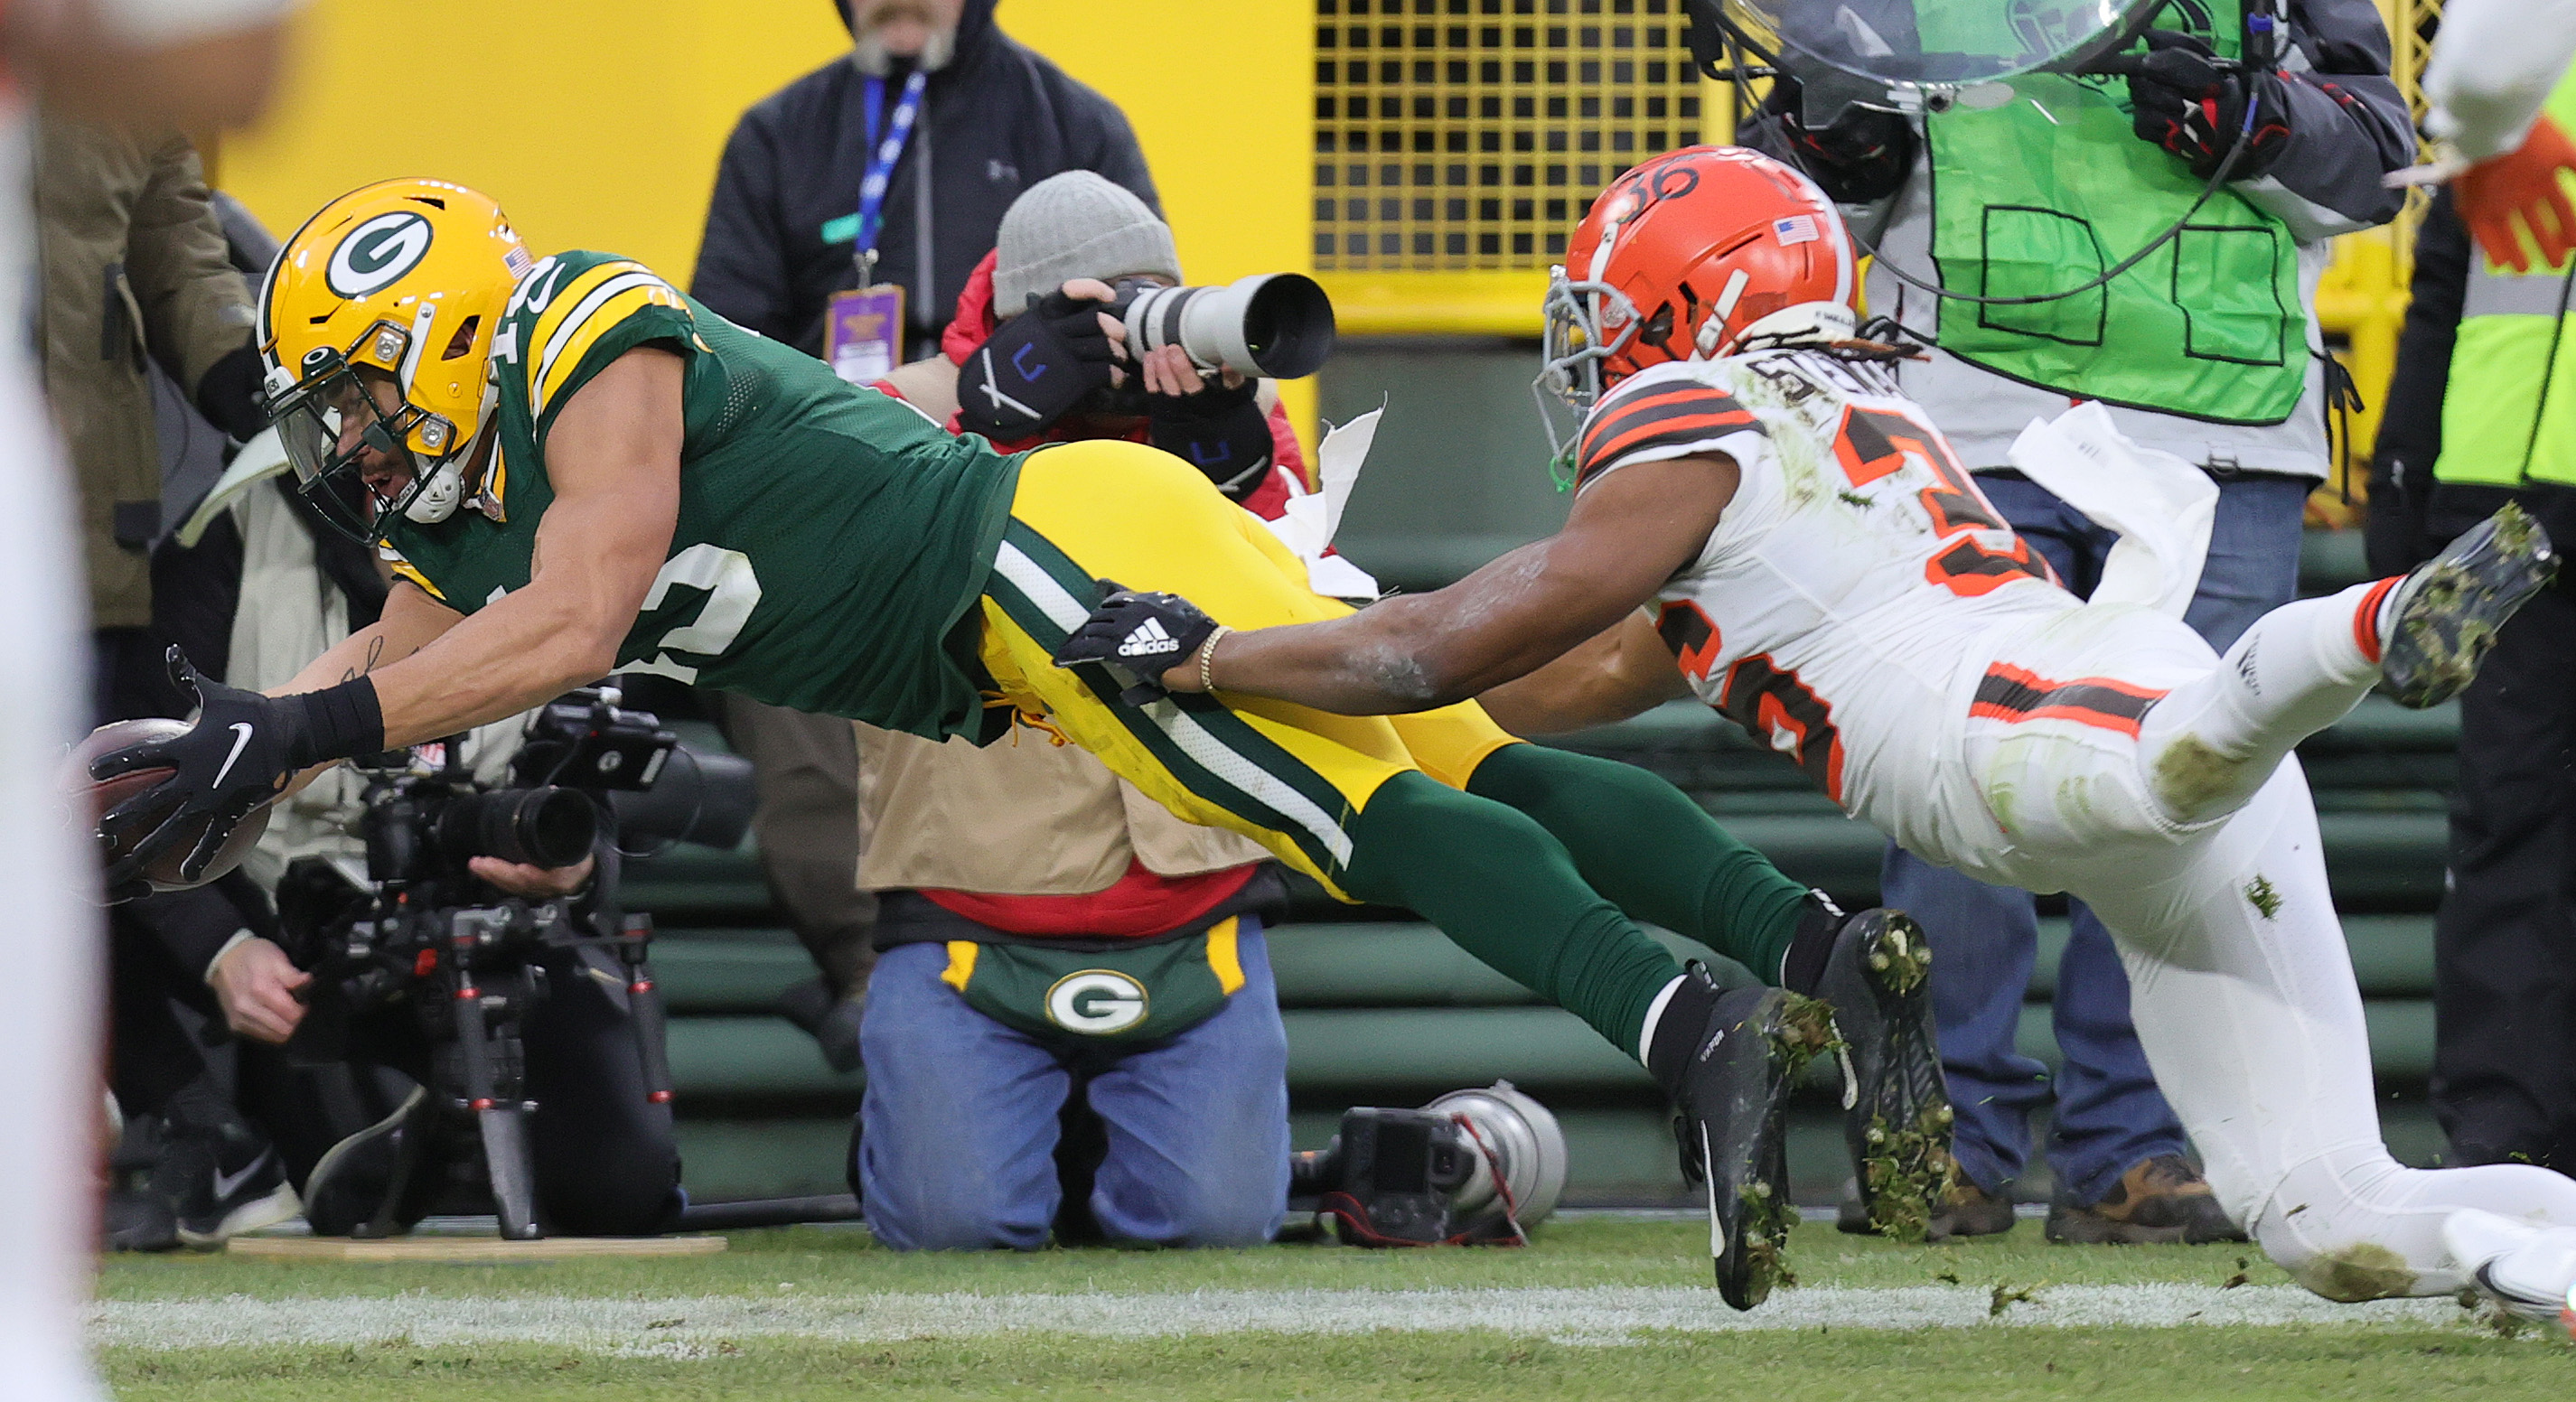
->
xmin=97 ymin=1219 xmax=2575 ymax=1400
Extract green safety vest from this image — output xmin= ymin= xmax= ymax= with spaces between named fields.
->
xmin=1919 ymin=1 xmax=2308 ymax=425
xmin=2433 ymin=70 xmax=2576 ymax=489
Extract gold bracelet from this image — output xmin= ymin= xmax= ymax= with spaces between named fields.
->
xmin=1197 ymin=625 xmax=1232 ymax=695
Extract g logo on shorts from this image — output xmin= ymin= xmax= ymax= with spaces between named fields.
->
xmin=326 ymin=211 xmax=435 ymax=299
xmin=1045 ymin=969 xmax=1148 ymax=1035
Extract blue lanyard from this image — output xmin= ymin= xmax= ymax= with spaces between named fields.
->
xmin=855 ymin=70 xmax=927 ymax=278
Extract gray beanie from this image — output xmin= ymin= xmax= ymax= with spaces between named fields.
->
xmin=992 ymin=172 xmax=1183 ymax=313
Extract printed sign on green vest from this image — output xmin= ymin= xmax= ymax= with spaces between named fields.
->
xmin=1917 ymin=0 xmax=2308 ymax=425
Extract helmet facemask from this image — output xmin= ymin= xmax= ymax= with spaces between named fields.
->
xmin=265 ymin=332 xmax=474 ymax=544
xmin=1532 ymin=267 xmax=1641 ymax=487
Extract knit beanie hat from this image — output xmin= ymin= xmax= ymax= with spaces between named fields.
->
xmin=992 ymin=172 xmax=1183 ymax=313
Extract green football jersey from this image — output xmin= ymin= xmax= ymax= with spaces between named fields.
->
xmin=379 ymin=250 xmax=1019 ymax=738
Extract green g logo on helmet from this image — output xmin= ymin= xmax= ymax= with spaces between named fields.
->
xmin=325 ymin=210 xmax=436 ymax=299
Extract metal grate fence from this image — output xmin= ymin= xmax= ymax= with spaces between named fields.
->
xmin=1313 ymin=0 xmax=1706 ymax=272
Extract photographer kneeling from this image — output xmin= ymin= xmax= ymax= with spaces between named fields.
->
xmin=851 ymin=173 xmax=1313 ymax=1250
xmin=215 ymin=713 xmax=686 ymax=1239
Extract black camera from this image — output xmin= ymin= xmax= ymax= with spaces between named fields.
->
xmin=1289 ymin=1083 xmax=1568 ymax=1247
xmin=276 ymin=686 xmax=754 ymax=1239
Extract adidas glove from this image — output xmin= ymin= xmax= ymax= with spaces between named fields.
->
xmin=954 ymin=290 xmax=1118 ymax=441
xmin=1147 ymin=375 xmax=1274 ymax=500
xmin=91 ymin=647 xmax=383 ymax=893
xmin=1050 ymin=580 xmax=1221 ymax=700
xmin=2126 ymin=30 xmax=2292 ymax=181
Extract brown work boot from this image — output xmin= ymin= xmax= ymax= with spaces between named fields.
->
xmin=1925 ymin=1179 xmax=2017 ymax=1241
xmin=2045 ymin=1154 xmax=2247 ymax=1245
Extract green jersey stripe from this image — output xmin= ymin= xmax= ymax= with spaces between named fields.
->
xmin=988 ymin=533 xmax=1359 ymax=870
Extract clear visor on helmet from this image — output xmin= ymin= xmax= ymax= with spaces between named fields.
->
xmin=1719 ymin=0 xmax=2156 ymax=87
xmin=266 ymin=347 xmax=431 ymax=544
xmin=1531 ymin=271 xmax=1640 ymax=487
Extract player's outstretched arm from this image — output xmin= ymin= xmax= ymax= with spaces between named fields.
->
xmin=360 ymin=347 xmax=685 ymax=748
xmin=1167 ymin=453 xmax=1731 ymax=715
xmin=1475 ymin=608 xmax=1692 ymax=734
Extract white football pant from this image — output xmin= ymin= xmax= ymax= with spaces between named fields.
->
xmin=1960 ymin=584 xmax=2576 ymax=1299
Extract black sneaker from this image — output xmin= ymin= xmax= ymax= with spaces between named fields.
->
xmin=1672 ymin=984 xmax=1834 ymax=1310
xmin=156 ymin=1097 xmax=300 ymax=1250
xmin=303 ymin=1087 xmax=442 ymax=1238
xmin=2380 ymin=502 xmax=2557 ymax=708
xmin=103 ymin=1183 xmax=180 ymax=1253
xmin=1811 ymin=906 xmax=1955 ymax=1242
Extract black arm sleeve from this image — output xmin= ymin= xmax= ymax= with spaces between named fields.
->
xmin=2368 ymin=190 xmax=2471 ymax=575
xmin=688 ymin=113 xmax=798 ymax=341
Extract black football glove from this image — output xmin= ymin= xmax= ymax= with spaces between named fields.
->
xmin=2126 ymin=30 xmax=2293 ymax=181
xmin=1050 ymin=579 xmax=1221 ymax=703
xmin=1147 ymin=375 xmax=1274 ymax=500
xmin=1750 ymin=82 xmax=1916 ymax=205
xmin=954 ymin=290 xmax=1119 ymax=441
xmin=91 ymin=648 xmax=383 ymax=892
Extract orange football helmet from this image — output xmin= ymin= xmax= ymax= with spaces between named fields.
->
xmin=1537 ymin=145 xmax=1857 ymax=418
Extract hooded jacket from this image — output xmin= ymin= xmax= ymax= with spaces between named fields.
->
xmin=691 ymin=0 xmax=1158 ymax=358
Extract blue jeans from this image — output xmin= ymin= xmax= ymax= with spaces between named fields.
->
xmin=1883 ymin=473 xmax=2309 ymax=1204
xmin=857 ymin=920 xmax=1290 ymax=1249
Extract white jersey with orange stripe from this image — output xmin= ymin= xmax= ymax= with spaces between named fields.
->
xmin=1574 ymin=346 xmax=2079 ymax=867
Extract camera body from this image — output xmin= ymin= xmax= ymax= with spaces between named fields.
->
xmin=1289 ymin=1082 xmax=1568 ymax=1247
xmin=276 ymin=686 xmax=749 ymax=1239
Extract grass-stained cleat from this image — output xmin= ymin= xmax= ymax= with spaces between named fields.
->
xmin=1672 ymin=985 xmax=1834 ymax=1309
xmin=2379 ymin=502 xmax=2557 ymax=709
xmin=1813 ymin=908 xmax=1956 ymax=1241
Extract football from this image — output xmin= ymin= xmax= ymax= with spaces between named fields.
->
xmin=70 ymin=717 xmax=272 ymax=894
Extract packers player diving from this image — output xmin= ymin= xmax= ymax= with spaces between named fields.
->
xmin=89 ymin=178 xmax=1952 ymax=1301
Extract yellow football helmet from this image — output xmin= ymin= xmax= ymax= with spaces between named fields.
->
xmin=257 ymin=178 xmax=534 ymax=541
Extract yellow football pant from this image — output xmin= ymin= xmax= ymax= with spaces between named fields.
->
xmin=974 ymin=438 xmax=1518 ymax=898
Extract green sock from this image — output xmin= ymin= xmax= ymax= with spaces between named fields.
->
xmin=1465 ymin=743 xmax=1810 ymax=985
xmin=1342 ymin=770 xmax=1683 ymax=1058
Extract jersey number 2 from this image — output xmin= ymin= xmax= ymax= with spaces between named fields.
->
xmin=621 ymin=544 xmax=763 ymax=684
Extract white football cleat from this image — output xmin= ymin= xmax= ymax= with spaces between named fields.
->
xmin=2444 ymin=1208 xmax=2576 ymax=1331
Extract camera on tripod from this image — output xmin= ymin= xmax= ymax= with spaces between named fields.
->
xmin=276 ymin=685 xmax=754 ymax=1240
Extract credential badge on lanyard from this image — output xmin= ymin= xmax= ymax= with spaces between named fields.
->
xmin=824 ymin=68 xmax=925 ymax=386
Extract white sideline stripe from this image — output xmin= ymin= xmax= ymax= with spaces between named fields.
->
xmin=990 ymin=542 xmax=1354 ymax=867
xmin=93 ymin=1285 xmax=2468 ymax=1351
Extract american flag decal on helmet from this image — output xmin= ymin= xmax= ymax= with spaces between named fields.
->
xmin=1773 ymin=214 xmax=1819 ymax=246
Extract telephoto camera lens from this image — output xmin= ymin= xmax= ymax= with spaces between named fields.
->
xmin=1110 ymin=274 xmax=1338 ymax=379
xmin=438 ymin=786 xmax=597 ymax=868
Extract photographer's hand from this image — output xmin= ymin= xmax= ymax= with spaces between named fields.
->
xmin=209 ymin=937 xmax=311 ymax=1044
xmin=954 ymin=281 xmax=1118 ymax=439
xmin=469 ymin=854 xmax=596 ymax=900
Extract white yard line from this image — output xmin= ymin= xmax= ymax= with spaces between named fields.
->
xmin=93 ymin=1284 xmax=2472 ymax=1351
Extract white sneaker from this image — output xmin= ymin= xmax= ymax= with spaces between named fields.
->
xmin=2444 ymin=1208 xmax=2576 ymax=1328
